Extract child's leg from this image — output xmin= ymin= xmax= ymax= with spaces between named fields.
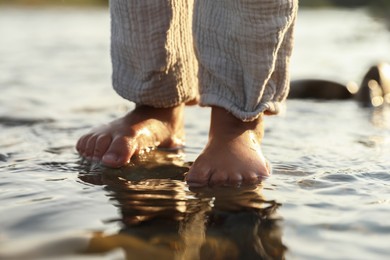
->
xmin=76 ymin=0 xmax=198 ymax=167
xmin=187 ymin=0 xmax=298 ymax=186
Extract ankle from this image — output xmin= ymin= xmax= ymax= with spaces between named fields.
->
xmin=134 ymin=103 xmax=184 ymax=116
xmin=209 ymin=106 xmax=264 ymax=138
xmin=132 ymin=104 xmax=184 ymax=124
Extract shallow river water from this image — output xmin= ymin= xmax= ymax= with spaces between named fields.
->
xmin=0 ymin=6 xmax=390 ymax=260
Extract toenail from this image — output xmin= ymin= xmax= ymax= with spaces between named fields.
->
xmin=102 ymin=153 xmax=118 ymax=162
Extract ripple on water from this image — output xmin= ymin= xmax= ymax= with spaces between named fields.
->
xmin=272 ymin=162 xmax=314 ymax=177
xmin=297 ymin=178 xmax=334 ymax=190
xmin=1 ymin=7 xmax=390 ymax=259
xmin=0 ymin=116 xmax=55 ymax=127
xmin=358 ymin=171 xmax=390 ymax=182
xmin=0 ymin=153 xmax=8 ymax=162
xmin=320 ymin=172 xmax=359 ymax=182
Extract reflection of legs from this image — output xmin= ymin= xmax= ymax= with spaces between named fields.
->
xmin=177 ymin=201 xmax=210 ymax=260
xmin=76 ymin=0 xmax=198 ymax=167
xmin=187 ymin=0 xmax=298 ymax=186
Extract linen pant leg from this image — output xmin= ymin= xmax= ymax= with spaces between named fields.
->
xmin=110 ymin=0 xmax=198 ymax=108
xmin=193 ymin=0 xmax=298 ymax=121
xmin=265 ymin=20 xmax=296 ymax=113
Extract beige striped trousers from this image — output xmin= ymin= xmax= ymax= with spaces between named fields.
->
xmin=110 ymin=0 xmax=298 ymax=121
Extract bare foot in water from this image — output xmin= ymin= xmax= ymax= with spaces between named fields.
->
xmin=186 ymin=107 xmax=270 ymax=187
xmin=76 ymin=105 xmax=184 ymax=168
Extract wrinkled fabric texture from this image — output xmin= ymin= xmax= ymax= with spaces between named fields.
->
xmin=110 ymin=0 xmax=298 ymax=121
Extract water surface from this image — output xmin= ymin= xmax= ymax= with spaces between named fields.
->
xmin=0 ymin=7 xmax=389 ymax=260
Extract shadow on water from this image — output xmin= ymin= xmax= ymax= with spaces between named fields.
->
xmin=76 ymin=150 xmax=286 ymax=260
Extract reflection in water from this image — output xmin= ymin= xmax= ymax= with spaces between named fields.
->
xmin=0 ymin=8 xmax=389 ymax=259
xmin=78 ymin=150 xmax=286 ymax=259
xmin=370 ymin=105 xmax=390 ymax=129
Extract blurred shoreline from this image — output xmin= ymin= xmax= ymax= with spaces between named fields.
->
xmin=0 ymin=0 xmax=389 ymax=9
xmin=2 ymin=0 xmax=388 ymax=31
xmin=0 ymin=0 xmax=107 ymax=7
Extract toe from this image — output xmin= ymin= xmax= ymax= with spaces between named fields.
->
xmin=92 ymin=134 xmax=112 ymax=161
xmin=227 ymin=173 xmax=243 ymax=186
xmin=186 ymin=163 xmax=211 ymax=187
xmin=102 ymin=136 xmax=135 ymax=168
xmin=209 ymin=170 xmax=229 ymax=186
xmin=84 ymin=135 xmax=98 ymax=159
xmin=76 ymin=134 xmax=91 ymax=155
xmin=243 ymin=171 xmax=262 ymax=185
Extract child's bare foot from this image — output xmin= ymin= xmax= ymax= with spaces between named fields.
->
xmin=76 ymin=105 xmax=185 ymax=168
xmin=186 ymin=107 xmax=270 ymax=187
